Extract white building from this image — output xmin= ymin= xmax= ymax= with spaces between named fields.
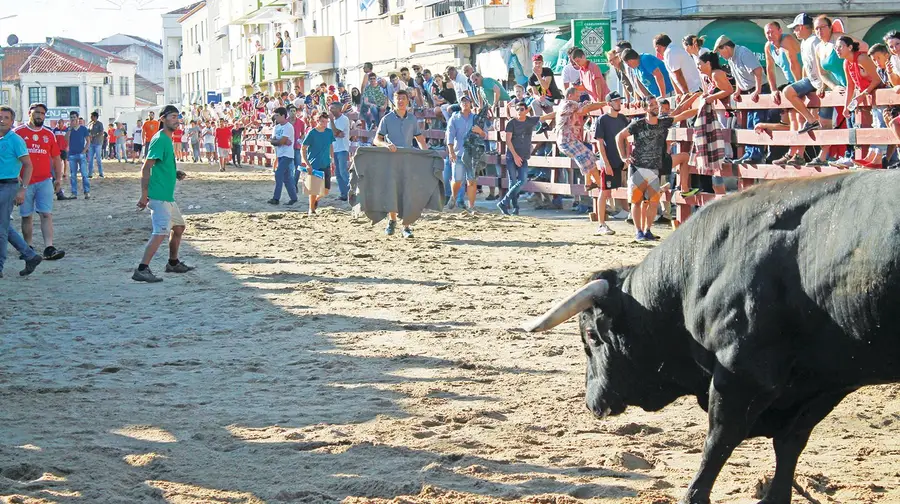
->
xmin=18 ymin=46 xmax=114 ymax=123
xmin=43 ymin=38 xmax=138 ymax=122
xmin=179 ymin=1 xmax=213 ymax=105
xmin=0 ymin=45 xmax=40 ymax=121
xmin=163 ymin=3 xmax=205 ymax=105
xmin=95 ymin=34 xmax=165 ymax=87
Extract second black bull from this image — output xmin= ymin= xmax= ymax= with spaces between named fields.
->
xmin=525 ymin=171 xmax=900 ymax=504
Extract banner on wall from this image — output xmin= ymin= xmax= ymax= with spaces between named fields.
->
xmin=571 ymin=19 xmax=611 ymax=72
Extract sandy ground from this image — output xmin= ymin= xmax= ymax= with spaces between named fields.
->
xmin=1 ymin=161 xmax=900 ymax=504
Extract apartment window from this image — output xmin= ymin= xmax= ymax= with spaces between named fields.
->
xmin=119 ymin=76 xmax=130 ymax=96
xmin=92 ymin=86 xmax=103 ymax=107
xmin=109 ymin=78 xmax=114 ymax=95
xmin=396 ymin=0 xmax=405 ymax=9
xmin=340 ymin=0 xmax=348 ymax=33
xmin=28 ymin=86 xmax=47 ymax=105
xmin=378 ymin=0 xmax=388 ymax=15
xmin=56 ymin=86 xmax=79 ymax=107
xmin=0 ymin=90 xmax=8 ymax=105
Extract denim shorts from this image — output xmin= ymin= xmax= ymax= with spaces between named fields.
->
xmin=20 ymin=178 xmax=54 ymax=217
xmin=148 ymin=199 xmax=185 ymax=236
xmin=789 ymin=78 xmax=834 ymax=120
xmin=452 ymin=159 xmax=476 ymax=183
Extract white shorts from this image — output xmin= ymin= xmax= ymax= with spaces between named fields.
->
xmin=148 ymin=200 xmax=185 ymax=236
xmin=217 ymin=147 xmax=230 ymax=157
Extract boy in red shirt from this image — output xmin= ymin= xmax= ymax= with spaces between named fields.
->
xmin=214 ymin=118 xmax=233 ymax=172
xmin=14 ymin=103 xmax=66 ymax=260
xmin=52 ymin=119 xmax=72 ymax=200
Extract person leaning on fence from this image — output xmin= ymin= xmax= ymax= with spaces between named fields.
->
xmin=621 ymin=49 xmax=673 ymax=100
xmin=616 ymin=94 xmax=700 ymax=242
xmin=762 ymin=21 xmax=805 ymax=165
xmin=548 ymin=87 xmax=606 ymax=194
xmin=713 ymin=35 xmax=768 ymax=164
xmin=654 ymin=33 xmax=703 ymax=97
xmin=836 ymin=36 xmax=883 ymax=168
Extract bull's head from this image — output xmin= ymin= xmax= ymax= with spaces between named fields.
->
xmin=524 ymin=269 xmax=678 ymax=419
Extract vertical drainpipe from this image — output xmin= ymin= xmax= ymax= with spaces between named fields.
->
xmin=616 ymin=0 xmax=624 ymax=43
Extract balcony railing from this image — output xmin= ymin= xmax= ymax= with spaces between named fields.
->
xmin=425 ymin=0 xmax=507 ymax=19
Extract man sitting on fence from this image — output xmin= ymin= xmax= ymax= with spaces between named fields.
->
xmin=616 ymin=95 xmax=700 ymax=242
xmin=546 ymin=87 xmax=606 ymax=195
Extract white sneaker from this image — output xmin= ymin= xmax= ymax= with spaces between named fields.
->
xmin=612 ymin=210 xmax=629 ymax=220
xmin=444 ymin=199 xmax=456 ymax=211
xmin=830 ymin=156 xmax=854 ymax=168
xmin=596 ymin=223 xmax=615 ymax=236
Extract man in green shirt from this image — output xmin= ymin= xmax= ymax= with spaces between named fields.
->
xmin=471 ymin=73 xmax=510 ymax=108
xmin=133 ymin=105 xmax=193 ymax=282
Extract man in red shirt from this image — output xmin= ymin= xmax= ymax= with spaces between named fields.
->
xmin=572 ymin=48 xmax=610 ymax=103
xmin=214 ymin=118 xmax=233 ymax=172
xmin=52 ymin=119 xmax=72 ymax=200
xmin=14 ymin=103 xmax=65 ymax=260
xmin=292 ymin=107 xmax=306 ymax=191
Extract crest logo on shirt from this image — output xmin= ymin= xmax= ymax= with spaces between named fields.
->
xmin=32 ymin=134 xmax=38 ymax=141
xmin=43 ymin=136 xmax=49 ymax=143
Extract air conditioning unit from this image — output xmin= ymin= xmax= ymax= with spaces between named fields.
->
xmin=390 ymin=13 xmax=403 ymax=25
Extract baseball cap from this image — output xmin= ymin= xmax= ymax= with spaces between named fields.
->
xmin=160 ymin=105 xmax=180 ymax=117
xmin=606 ymin=91 xmax=624 ymax=102
xmin=532 ymin=54 xmax=543 ymax=62
xmin=787 ymin=13 xmax=813 ymax=28
xmin=714 ymin=35 xmax=732 ymax=51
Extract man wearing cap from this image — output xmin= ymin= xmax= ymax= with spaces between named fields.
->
xmin=133 ymin=105 xmax=193 ymax=283
xmin=783 ymin=13 xmax=834 ymax=138
xmin=593 ymin=91 xmax=631 ymax=235
xmin=715 ymin=35 xmax=767 ymax=164
xmin=528 ymin=54 xmax=562 ymax=117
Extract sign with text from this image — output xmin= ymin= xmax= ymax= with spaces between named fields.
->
xmin=571 ymin=19 xmax=611 ymax=72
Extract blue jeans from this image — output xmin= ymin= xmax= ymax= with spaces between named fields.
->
xmin=0 ymin=183 xmax=38 ymax=274
xmin=743 ymin=110 xmax=763 ymax=162
xmin=191 ymin=143 xmax=200 ymax=162
xmin=500 ymin=153 xmax=528 ymax=209
xmin=87 ymin=143 xmax=104 ymax=176
xmin=333 ymin=151 xmax=350 ymax=198
xmin=68 ymin=153 xmax=90 ymax=195
xmin=116 ymin=142 xmax=126 ymax=161
xmin=443 ymin=156 xmax=452 ymax=198
xmin=274 ymin=156 xmax=298 ymax=202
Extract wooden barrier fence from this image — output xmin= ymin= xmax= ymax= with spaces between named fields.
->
xmin=225 ymin=89 xmax=900 ymax=224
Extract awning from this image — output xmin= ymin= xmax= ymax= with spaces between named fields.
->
xmin=864 ymin=16 xmax=900 ymax=47
xmin=698 ymin=19 xmax=767 ymax=69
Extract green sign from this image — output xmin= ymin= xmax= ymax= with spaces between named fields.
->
xmin=571 ymin=19 xmax=611 ymax=72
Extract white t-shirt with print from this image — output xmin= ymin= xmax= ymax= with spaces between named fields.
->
xmin=664 ymin=45 xmax=703 ymax=93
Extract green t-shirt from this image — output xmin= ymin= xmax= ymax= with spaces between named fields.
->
xmin=480 ymin=78 xmax=510 ymax=106
xmin=146 ymin=131 xmax=177 ymax=202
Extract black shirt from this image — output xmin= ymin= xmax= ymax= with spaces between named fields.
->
xmin=440 ymin=87 xmax=457 ymax=105
xmin=593 ymin=113 xmax=630 ymax=171
xmin=528 ymin=67 xmax=562 ymax=100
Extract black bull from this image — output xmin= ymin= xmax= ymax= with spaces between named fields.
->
xmin=525 ymin=172 xmax=900 ymax=504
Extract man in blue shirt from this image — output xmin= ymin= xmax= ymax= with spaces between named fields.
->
xmin=445 ymin=96 xmax=487 ymax=213
xmin=0 ymin=106 xmax=43 ymax=277
xmin=65 ymin=111 xmax=90 ymax=199
xmin=622 ymin=49 xmax=674 ymax=98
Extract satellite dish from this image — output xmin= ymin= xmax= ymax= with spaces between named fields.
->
xmin=7 ymin=34 xmax=18 ymax=46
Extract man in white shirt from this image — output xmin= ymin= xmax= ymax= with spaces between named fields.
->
xmin=446 ymin=66 xmax=472 ymax=103
xmin=329 ymin=103 xmax=351 ymax=201
xmin=654 ymin=33 xmax=702 ymax=95
xmin=562 ymin=46 xmax=582 ymax=90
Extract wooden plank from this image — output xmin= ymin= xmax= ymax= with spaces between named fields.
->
xmin=664 ymin=127 xmax=897 ymax=146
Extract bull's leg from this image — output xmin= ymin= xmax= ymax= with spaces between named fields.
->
xmin=682 ymin=366 xmax=775 ymax=504
xmin=759 ymin=391 xmax=850 ymax=504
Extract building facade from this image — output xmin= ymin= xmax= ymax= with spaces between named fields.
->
xmin=18 ymin=46 xmax=113 ymax=123
xmin=179 ymin=2 xmax=213 ymax=104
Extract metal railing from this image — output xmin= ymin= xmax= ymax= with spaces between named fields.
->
xmin=425 ymin=0 xmax=507 ymax=19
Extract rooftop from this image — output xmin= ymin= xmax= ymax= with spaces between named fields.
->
xmin=20 ymin=46 xmax=109 ymax=74
xmin=135 ymin=74 xmax=164 ymax=94
xmin=51 ymin=37 xmax=136 ymax=65
xmin=166 ymin=1 xmax=204 ymax=15
xmin=177 ymin=1 xmax=207 ymax=23
xmin=1 ymin=45 xmax=40 ymax=82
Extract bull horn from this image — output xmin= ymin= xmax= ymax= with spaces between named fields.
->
xmin=522 ymin=279 xmax=609 ymax=333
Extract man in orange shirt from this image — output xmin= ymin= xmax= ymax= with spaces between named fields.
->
xmin=141 ymin=111 xmax=160 ymax=160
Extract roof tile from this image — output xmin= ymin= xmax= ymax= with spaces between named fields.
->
xmin=20 ymin=46 xmax=109 ymax=74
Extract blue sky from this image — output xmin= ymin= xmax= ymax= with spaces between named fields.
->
xmin=2 ymin=0 xmax=192 ymax=45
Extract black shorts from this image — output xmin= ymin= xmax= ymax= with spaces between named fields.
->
xmin=321 ymin=166 xmax=331 ymax=190
xmin=133 ymin=144 xmax=143 ymax=153
xmin=659 ymin=153 xmax=673 ymax=176
xmin=60 ymin=151 xmax=68 ymax=161
xmin=601 ymin=164 xmax=623 ymax=190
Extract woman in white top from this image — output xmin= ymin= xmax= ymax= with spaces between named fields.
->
xmin=132 ymin=122 xmax=143 ymax=163
xmin=683 ymin=35 xmax=711 ymax=66
xmin=885 ymin=31 xmax=900 ymax=86
xmin=282 ymin=30 xmax=292 ymax=69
